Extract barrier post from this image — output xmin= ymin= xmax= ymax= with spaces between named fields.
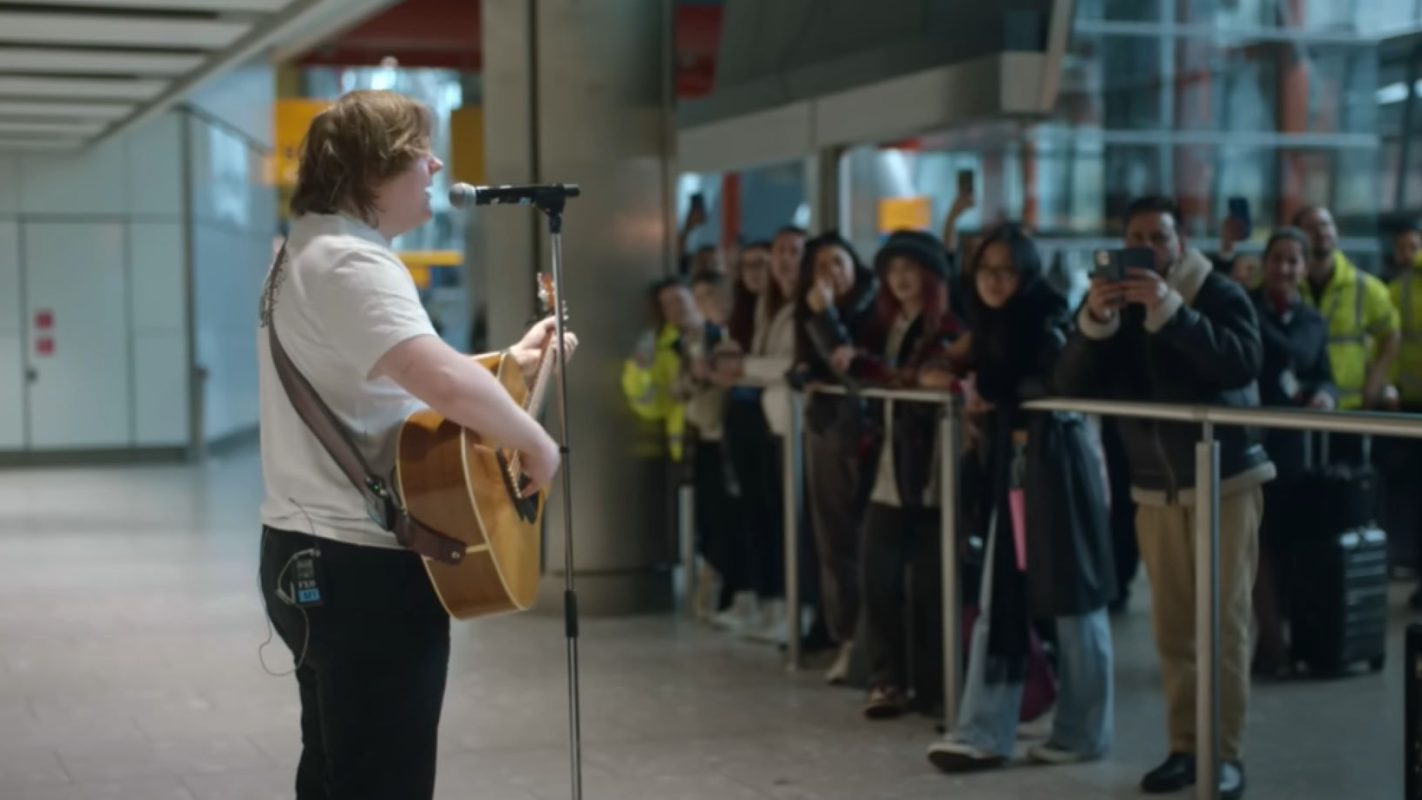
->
xmin=784 ymin=390 xmax=805 ymax=670
xmin=1195 ymin=422 xmax=1222 ymax=800
xmin=939 ymin=405 xmax=963 ymax=731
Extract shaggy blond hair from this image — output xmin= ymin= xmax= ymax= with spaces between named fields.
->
xmin=289 ymin=90 xmax=432 ymax=223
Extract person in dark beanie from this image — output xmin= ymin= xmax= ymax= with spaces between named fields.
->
xmin=792 ymin=231 xmax=880 ymax=682
xmin=844 ymin=229 xmax=963 ymax=718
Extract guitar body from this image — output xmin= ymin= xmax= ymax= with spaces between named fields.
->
xmin=394 ymin=353 xmax=546 ymax=620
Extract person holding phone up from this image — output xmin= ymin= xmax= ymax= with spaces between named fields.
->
xmin=1056 ymin=196 xmax=1273 ymax=800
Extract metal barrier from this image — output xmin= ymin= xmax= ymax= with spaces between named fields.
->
xmin=773 ymin=387 xmax=1422 ymax=800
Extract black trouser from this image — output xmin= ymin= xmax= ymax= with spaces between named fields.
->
xmin=724 ymin=393 xmax=784 ymax=599
xmin=260 ymin=527 xmax=451 ymax=800
xmin=862 ymin=503 xmax=942 ymax=707
xmin=693 ymin=440 xmax=745 ymax=606
xmin=805 ymin=423 xmax=864 ymax=643
xmin=1100 ymin=419 xmax=1138 ymax=602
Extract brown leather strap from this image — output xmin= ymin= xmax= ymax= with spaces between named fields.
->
xmin=264 ymin=244 xmax=465 ymax=566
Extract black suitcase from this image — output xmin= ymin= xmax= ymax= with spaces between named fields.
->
xmin=1289 ymin=525 xmax=1388 ymax=675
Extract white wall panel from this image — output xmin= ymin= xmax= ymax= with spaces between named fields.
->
xmin=0 ymin=221 xmax=18 ymax=329
xmin=23 ymin=222 xmax=131 ymax=449
xmin=0 ymin=334 xmax=23 ymax=449
xmin=0 ymin=221 xmax=21 ymax=449
xmin=125 ymin=113 xmax=184 ymax=217
xmin=128 ymin=221 xmax=185 ymax=331
xmin=193 ymin=223 xmax=261 ymax=441
xmin=187 ymin=62 xmax=275 ymax=150
xmin=19 ymin=134 xmax=128 ymax=216
xmin=0 ymin=155 xmax=18 ymax=214
xmin=133 ymin=332 xmax=188 ymax=446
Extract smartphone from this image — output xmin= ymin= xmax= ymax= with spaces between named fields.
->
xmin=957 ymin=169 xmax=975 ymax=197
xmin=1227 ymin=196 xmax=1252 ymax=240
xmin=1093 ymin=247 xmax=1156 ymax=282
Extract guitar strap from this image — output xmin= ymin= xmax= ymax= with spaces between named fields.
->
xmin=263 ymin=242 xmax=466 ymax=566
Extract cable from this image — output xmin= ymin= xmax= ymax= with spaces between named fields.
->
xmin=257 ymin=547 xmax=316 ymax=678
xmin=256 ymin=501 xmax=322 ymax=678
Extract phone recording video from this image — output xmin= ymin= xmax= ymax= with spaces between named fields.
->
xmin=1093 ymin=247 xmax=1155 ymax=282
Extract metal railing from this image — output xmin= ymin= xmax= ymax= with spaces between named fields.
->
xmin=768 ymin=386 xmax=1422 ymax=800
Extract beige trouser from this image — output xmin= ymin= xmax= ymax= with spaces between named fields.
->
xmin=1135 ymin=486 xmax=1263 ymax=762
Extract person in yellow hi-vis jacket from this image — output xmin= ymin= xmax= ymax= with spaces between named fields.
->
xmin=1390 ymin=241 xmax=1422 ymax=410
xmin=1385 ymin=229 xmax=1422 ymax=609
xmin=622 ymin=277 xmax=700 ymax=461
xmin=1293 ymin=207 xmax=1400 ymax=458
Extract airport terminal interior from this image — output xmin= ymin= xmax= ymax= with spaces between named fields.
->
xmin=4 ymin=1 xmax=1422 ymax=798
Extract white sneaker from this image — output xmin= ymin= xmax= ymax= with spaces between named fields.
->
xmin=1017 ymin=711 xmax=1054 ymax=741
xmin=926 ymin=739 xmax=1005 ymax=773
xmin=712 ymin=592 xmax=757 ymax=633
xmin=1027 ymin=742 xmax=1092 ymax=765
xmin=824 ymin=640 xmax=854 ymax=685
xmin=743 ymin=598 xmax=787 ymax=644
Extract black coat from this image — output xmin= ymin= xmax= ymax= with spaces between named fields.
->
xmin=796 ymin=264 xmax=879 ymax=435
xmin=976 ymin=297 xmax=1117 ymax=617
xmin=1054 ymin=250 xmax=1273 ymax=498
xmin=1251 ymin=289 xmax=1335 ymax=482
xmin=853 ymin=313 xmax=961 ymax=509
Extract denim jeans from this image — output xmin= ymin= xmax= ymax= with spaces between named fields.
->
xmin=949 ymin=516 xmax=1115 ymax=758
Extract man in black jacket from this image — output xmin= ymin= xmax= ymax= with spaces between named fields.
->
xmin=1055 ymin=197 xmax=1273 ymax=800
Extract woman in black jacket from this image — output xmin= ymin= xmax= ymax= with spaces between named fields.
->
xmin=846 ymin=230 xmax=962 ymax=718
xmin=928 ymin=224 xmax=1116 ymax=772
xmin=1249 ymin=227 xmax=1335 ymax=674
xmin=794 ymin=231 xmax=879 ymax=682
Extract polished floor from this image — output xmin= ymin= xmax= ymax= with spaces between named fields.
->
xmin=0 ymin=445 xmax=1408 ymax=799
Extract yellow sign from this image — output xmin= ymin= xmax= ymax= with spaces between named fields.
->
xmin=449 ymin=106 xmax=485 ymax=185
xmin=271 ymin=99 xmax=331 ymax=188
xmin=877 ymin=196 xmax=932 ymax=234
xmin=398 ymin=250 xmax=463 ymax=290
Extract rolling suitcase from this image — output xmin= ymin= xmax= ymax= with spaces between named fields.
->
xmin=1288 ymin=434 xmax=1388 ymax=675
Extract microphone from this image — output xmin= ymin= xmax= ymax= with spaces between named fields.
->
xmin=449 ymin=182 xmax=581 ymax=209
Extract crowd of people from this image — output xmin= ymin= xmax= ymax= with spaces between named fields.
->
xmin=620 ymin=189 xmax=1422 ymax=800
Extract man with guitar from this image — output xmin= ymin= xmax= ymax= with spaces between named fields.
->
xmin=256 ymin=90 xmax=573 ymax=800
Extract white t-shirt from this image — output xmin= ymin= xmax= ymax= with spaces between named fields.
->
xmin=257 ymin=213 xmax=438 ymax=548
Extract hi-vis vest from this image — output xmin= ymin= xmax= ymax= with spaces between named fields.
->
xmin=1301 ymin=252 xmax=1399 ymax=410
xmin=1391 ymin=261 xmax=1422 ymax=404
xmin=621 ymin=324 xmax=686 ymax=461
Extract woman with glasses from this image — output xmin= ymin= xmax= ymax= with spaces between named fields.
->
xmin=927 ymin=224 xmax=1116 ymax=773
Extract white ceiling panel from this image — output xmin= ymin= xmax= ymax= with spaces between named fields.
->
xmin=0 ymin=120 xmax=108 ymax=136
xmin=0 ymin=0 xmax=399 ymax=151
xmin=0 ymin=12 xmax=251 ymax=50
xmin=0 ymin=47 xmax=204 ymax=76
xmin=0 ymin=77 xmax=169 ymax=100
xmin=0 ymin=101 xmax=136 ymax=120
xmin=37 ymin=0 xmax=290 ymax=11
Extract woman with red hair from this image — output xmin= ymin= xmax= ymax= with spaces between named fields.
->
xmin=841 ymin=230 xmax=964 ymax=718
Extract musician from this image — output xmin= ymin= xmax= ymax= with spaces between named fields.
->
xmin=256 ymin=90 xmax=573 ymax=800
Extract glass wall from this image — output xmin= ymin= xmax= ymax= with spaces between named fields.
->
xmin=847 ymin=0 xmax=1418 ymax=275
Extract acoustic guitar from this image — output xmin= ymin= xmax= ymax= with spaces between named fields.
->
xmin=394 ymin=274 xmax=562 ymax=619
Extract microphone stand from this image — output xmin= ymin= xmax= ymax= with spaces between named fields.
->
xmin=532 ymin=193 xmax=583 ymax=800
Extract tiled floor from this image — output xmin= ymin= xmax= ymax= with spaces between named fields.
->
xmin=0 ymin=445 xmax=1408 ymax=799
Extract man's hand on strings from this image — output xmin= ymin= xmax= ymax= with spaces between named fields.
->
xmin=511 ymin=316 xmax=578 ymax=382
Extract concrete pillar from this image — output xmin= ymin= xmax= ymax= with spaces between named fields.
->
xmin=482 ymin=0 xmax=677 ymax=614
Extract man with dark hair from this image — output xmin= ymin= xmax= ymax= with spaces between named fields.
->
xmin=1291 ymin=205 xmax=1399 ymax=421
xmin=1055 ymin=195 xmax=1272 ymax=800
xmin=1392 ymin=221 xmax=1422 ymax=280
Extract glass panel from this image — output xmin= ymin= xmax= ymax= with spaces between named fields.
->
xmin=1075 ymin=0 xmax=1163 ymax=22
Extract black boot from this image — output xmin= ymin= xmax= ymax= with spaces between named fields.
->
xmin=1141 ymin=753 xmax=1195 ymax=794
